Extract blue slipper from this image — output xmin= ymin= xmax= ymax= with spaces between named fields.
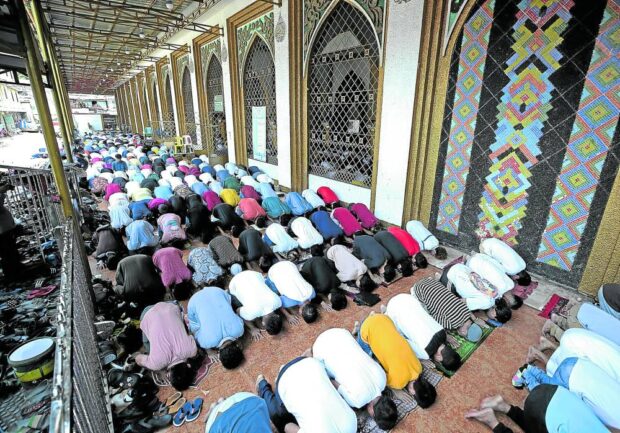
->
xmin=186 ymin=398 xmax=203 ymax=423
xmin=173 ymin=401 xmax=192 ymax=427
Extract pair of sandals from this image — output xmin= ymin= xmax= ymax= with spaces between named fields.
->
xmin=172 ymin=396 xmax=203 ymax=427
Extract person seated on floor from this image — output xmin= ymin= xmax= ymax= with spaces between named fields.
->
xmin=125 ymin=218 xmax=159 ymax=255
xmin=237 ymin=228 xmax=276 ymax=271
xmin=467 ymin=253 xmax=522 ymax=309
xmin=135 ymin=302 xmax=199 ymax=391
xmin=263 ymin=222 xmax=299 ymax=256
xmin=187 ymin=246 xmax=225 ymax=288
xmin=202 ymin=189 xmax=223 ymax=212
xmin=114 ymin=254 xmax=166 ymax=307
xmin=258 ymin=356 xmax=357 ymax=433
xmin=236 ymin=198 xmax=267 ymax=227
xmin=317 ymin=186 xmax=340 ymax=207
xmin=186 ymin=194 xmax=216 ymax=243
xmin=518 ymin=356 xmax=620 ymax=429
xmin=326 ymin=244 xmax=376 ymax=293
xmin=312 ymin=328 xmax=397 ymax=430
xmin=444 ymin=263 xmax=512 ymax=323
xmin=331 ymin=207 xmax=364 ymax=237
xmin=352 ymin=234 xmax=394 ymax=283
xmin=411 ymin=277 xmax=485 ymax=342
xmin=261 ymin=196 xmax=292 ymax=221
xmin=386 ymin=293 xmax=462 ymax=371
xmin=187 ymin=286 xmax=245 ymax=369
xmin=157 ymin=212 xmax=187 ymax=248
xmin=208 ymin=235 xmax=244 ymax=269
xmin=374 ymin=230 xmax=415 ymax=277
xmin=220 ymin=188 xmax=241 ymax=207
xmin=212 ymin=203 xmax=245 ymax=237
xmin=302 ymin=188 xmax=325 ymax=210
xmin=152 ymin=246 xmax=192 ymax=290
xmin=256 ymin=181 xmax=278 ymax=199
xmin=479 ymin=237 xmax=531 ymax=286
xmin=267 ymin=260 xmax=320 ymax=324
xmin=228 ymin=270 xmax=284 ymax=337
xmin=285 ymin=191 xmax=314 ymax=216
xmin=301 ymin=252 xmax=348 ymax=311
xmin=527 ymin=328 xmax=620 ymax=383
xmin=405 ymin=220 xmax=447 ymax=260
xmin=354 ymin=313 xmax=437 ymax=408
xmin=289 ymin=216 xmax=324 ymax=250
xmin=112 ymin=153 xmax=128 ymax=172
xmin=92 ymin=224 xmax=127 ymax=270
xmin=310 ymin=209 xmax=344 ymax=243
xmin=205 ymin=392 xmax=272 ymax=433
xmin=387 ymin=226 xmax=428 ymax=269
xmin=465 ymin=386 xmax=608 ymax=433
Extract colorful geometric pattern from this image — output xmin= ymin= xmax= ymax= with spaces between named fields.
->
xmin=537 ymin=1 xmax=620 ymax=270
xmin=436 ymin=0 xmax=495 ymax=234
xmin=478 ymin=0 xmax=574 ymax=244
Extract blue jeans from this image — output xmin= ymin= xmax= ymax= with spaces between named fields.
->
xmin=258 ymin=357 xmax=303 ymax=432
xmin=265 ymin=277 xmax=315 ymax=308
xmin=356 ymin=323 xmax=373 ymax=357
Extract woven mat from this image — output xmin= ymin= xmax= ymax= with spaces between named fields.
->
xmin=356 ymin=362 xmax=442 ymax=432
xmin=539 ymin=294 xmax=569 ymax=319
xmin=512 ymin=280 xmax=538 ymax=300
xmin=435 ymin=327 xmax=494 ymax=377
xmin=151 ymin=356 xmax=216 ymax=388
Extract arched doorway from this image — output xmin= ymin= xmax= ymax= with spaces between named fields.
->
xmin=243 ymin=37 xmax=277 ymax=164
xmin=206 ymin=55 xmax=227 ymax=155
xmin=307 ymin=1 xmax=380 ymax=187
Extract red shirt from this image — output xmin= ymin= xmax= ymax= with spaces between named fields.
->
xmin=239 ymin=198 xmax=266 ymax=221
xmin=388 ymin=226 xmax=420 ymax=256
xmin=317 ymin=186 xmax=339 ymax=205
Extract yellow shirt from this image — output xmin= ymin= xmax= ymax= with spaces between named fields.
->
xmin=220 ymin=188 xmax=240 ymax=207
xmin=360 ymin=314 xmax=422 ymax=389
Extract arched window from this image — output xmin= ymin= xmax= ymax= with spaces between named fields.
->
xmin=307 ymin=1 xmax=380 ymax=187
xmin=181 ymin=67 xmax=197 ymax=145
xmin=163 ymin=76 xmax=175 ymax=137
xmin=205 ymin=55 xmax=227 ymax=155
xmin=142 ymin=85 xmax=150 ymax=126
xmin=243 ymin=37 xmax=277 ymax=164
xmin=152 ymin=81 xmax=160 ymax=123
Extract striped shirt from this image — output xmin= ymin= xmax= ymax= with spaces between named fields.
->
xmin=411 ymin=277 xmax=470 ymax=329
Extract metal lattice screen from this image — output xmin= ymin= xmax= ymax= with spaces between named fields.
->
xmin=162 ymin=79 xmax=176 ymax=138
xmin=151 ymin=82 xmax=161 ymax=137
xmin=206 ymin=56 xmax=228 ymax=155
xmin=307 ymin=1 xmax=379 ymax=187
xmin=243 ymin=37 xmax=277 ymax=164
xmin=182 ymin=67 xmax=199 ymax=147
xmin=142 ymin=86 xmax=151 ymax=128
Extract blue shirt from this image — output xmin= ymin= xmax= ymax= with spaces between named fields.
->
xmin=129 ymin=200 xmax=152 ymax=220
xmin=154 ymin=185 xmax=173 ymax=200
xmin=202 ymin=165 xmax=216 ymax=176
xmin=191 ymin=182 xmax=209 ymax=196
xmin=112 ymin=160 xmax=128 ymax=171
xmin=285 ymin=192 xmax=314 ymax=216
xmin=208 ymin=394 xmax=271 ymax=433
xmin=256 ymin=182 xmax=277 ymax=199
xmin=523 ymin=358 xmax=577 ymax=391
xmin=187 ymin=287 xmax=244 ymax=349
xmin=577 ymin=303 xmax=620 ymax=346
xmin=310 ymin=210 xmax=343 ymax=239
xmin=210 ymin=181 xmax=224 ymax=195
xmin=125 ymin=220 xmax=158 ymax=251
xmin=191 ymin=158 xmax=202 ymax=166
xmin=216 ymin=170 xmax=231 ymax=182
xmin=545 ymin=385 xmax=608 ymax=433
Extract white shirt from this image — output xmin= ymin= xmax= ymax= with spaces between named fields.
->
xmin=302 ymin=189 xmax=325 ymax=209
xmin=168 ymin=177 xmax=183 ymax=189
xmin=479 ymin=238 xmax=526 ymax=275
xmin=312 ymin=328 xmax=386 ymax=408
xmin=86 ymin=166 xmax=100 ymax=180
xmin=405 ymin=220 xmax=439 ymax=251
xmin=158 ymin=179 xmax=171 ymax=187
xmin=326 ymin=245 xmax=367 ymax=282
xmin=256 ymin=173 xmax=273 ymax=184
xmin=166 ymin=165 xmax=178 ymax=173
xmin=113 ymin=171 xmax=128 ymax=180
xmin=467 ymin=253 xmax=514 ymax=296
xmin=100 ymin=172 xmax=114 ymax=183
xmin=199 ymin=173 xmax=214 ymax=184
xmin=140 ymin=168 xmax=152 ymax=178
xmin=161 ymin=170 xmax=173 ymax=180
xmin=108 ymin=192 xmax=129 ymax=208
xmin=184 ymin=175 xmax=198 ymax=187
xmin=265 ymin=224 xmax=298 ymax=253
xmin=278 ymin=357 xmax=357 ymax=433
xmin=547 ymin=328 xmax=620 ymax=382
xmin=267 ymin=261 xmax=313 ymax=302
xmin=240 ymin=175 xmax=259 ymax=188
xmin=125 ymin=181 xmax=140 ymax=196
xmin=228 ymin=271 xmax=282 ymax=321
xmin=386 ymin=293 xmax=443 ymax=360
xmin=291 ymin=217 xmax=324 ymax=249
xmin=447 ymin=263 xmax=496 ymax=311
xmin=213 ymin=164 xmax=225 ymax=172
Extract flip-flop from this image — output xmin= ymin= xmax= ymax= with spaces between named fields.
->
xmin=172 ymin=401 xmax=192 ymax=427
xmin=168 ymin=397 xmax=186 ymax=415
xmin=165 ymin=391 xmax=182 ymax=407
xmin=185 ymin=398 xmax=203 ymax=423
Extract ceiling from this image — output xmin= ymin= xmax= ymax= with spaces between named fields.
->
xmin=38 ymin=0 xmax=223 ymax=94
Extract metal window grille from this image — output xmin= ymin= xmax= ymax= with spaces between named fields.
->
xmin=205 ymin=56 xmax=228 ymax=156
xmin=243 ymin=37 xmax=277 ymax=164
xmin=162 ymin=80 xmax=176 ymax=138
xmin=182 ymin=68 xmax=198 ymax=147
xmin=142 ymin=87 xmax=151 ymax=129
xmin=307 ymin=1 xmax=379 ymax=187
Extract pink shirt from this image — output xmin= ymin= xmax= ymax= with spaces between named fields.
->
xmin=350 ymin=203 xmax=378 ymax=229
xmin=152 ymin=247 xmax=192 ymax=288
xmin=387 ymin=226 xmax=420 ymax=256
xmin=202 ymin=190 xmax=222 ymax=211
xmin=332 ymin=207 xmax=363 ymax=236
xmin=157 ymin=213 xmax=186 ymax=244
xmin=136 ymin=302 xmax=197 ymax=371
xmin=240 ymin=185 xmax=261 ymax=201
xmin=104 ymin=183 xmax=122 ymax=202
xmin=317 ymin=186 xmax=339 ymax=205
xmin=238 ymin=198 xmax=266 ymax=221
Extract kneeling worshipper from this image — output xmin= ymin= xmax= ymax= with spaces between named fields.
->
xmin=236 ymin=197 xmax=267 ymax=226
xmin=467 ymin=253 xmax=522 ymax=308
xmin=256 ymin=181 xmax=278 ymax=199
xmin=355 ymin=313 xmax=437 ymax=408
xmin=208 ymin=235 xmax=244 ymax=269
xmin=445 ymin=263 xmax=512 ymax=323
xmin=387 ymin=226 xmax=428 ymax=269
xmin=310 ymin=209 xmax=344 ymax=241
xmin=220 ymin=188 xmax=241 ymax=207
xmin=374 ymin=230 xmax=414 ymax=276
xmin=289 ymin=216 xmax=324 ymax=250
xmin=228 ymin=270 xmax=283 ymax=336
xmin=386 ymin=293 xmax=462 ymax=372
xmin=302 ymin=188 xmax=325 ymax=209
xmin=285 ymin=191 xmax=314 ymax=216
xmin=543 ymin=299 xmax=620 ymax=345
xmin=135 ymin=302 xmax=199 ymax=391
xmin=204 ymin=392 xmax=272 ymax=433
xmin=327 ymin=244 xmax=376 ymax=292
xmin=109 ymin=202 xmax=133 ymax=230
xmin=92 ymin=225 xmax=127 ymax=270
xmin=263 ymin=223 xmax=299 ymax=255
xmin=125 ymin=219 xmax=159 ymax=255
xmin=405 ymin=220 xmax=447 ymax=259
xmin=352 ymin=234 xmax=394 ymax=282
xmin=261 ymin=196 xmax=292 ymax=220
xmin=187 ymin=247 xmax=224 ymax=287
xmin=479 ymin=237 xmax=531 ymax=286
xmin=465 ymin=386 xmax=609 ymax=433
xmin=185 ymin=194 xmax=216 ymax=243
xmin=598 ymin=282 xmax=620 ymax=320
xmin=187 ymin=286 xmax=245 ymax=369
xmin=519 ymin=357 xmax=620 ymax=428
xmin=349 ymin=203 xmax=379 ymax=231
xmin=237 ymin=228 xmax=276 ymax=271
xmin=317 ymin=186 xmax=340 ymax=206
xmin=239 ymin=185 xmax=261 ymax=201
xmin=331 ymin=207 xmax=364 ymax=237
xmin=259 ymin=357 xmax=357 ymax=433
xmin=114 ymin=254 xmax=166 ymax=307
xmin=312 ymin=328 xmax=398 ymax=430
xmin=301 ymin=255 xmax=348 ymax=310
xmin=152 ymin=247 xmax=193 ymax=290
xmin=202 ymin=189 xmax=222 ymax=211
xmin=211 ymin=202 xmax=245 ymax=236
xmin=157 ymin=212 xmax=187 ymax=247
xmin=267 ymin=260 xmax=319 ymax=324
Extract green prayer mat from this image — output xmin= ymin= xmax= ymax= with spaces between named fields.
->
xmin=435 ymin=326 xmax=494 ymax=377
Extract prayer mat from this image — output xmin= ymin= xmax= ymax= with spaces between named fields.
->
xmin=151 ymin=356 xmax=215 ymax=388
xmin=435 ymin=327 xmax=494 ymax=377
xmin=539 ymin=294 xmax=569 ymax=319
xmin=513 ymin=280 xmax=538 ymax=300
xmin=356 ymin=364 xmax=442 ymax=433
xmin=380 ymin=273 xmax=404 ymax=287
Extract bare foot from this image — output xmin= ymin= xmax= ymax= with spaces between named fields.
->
xmin=464 ymin=408 xmax=500 ymax=429
xmin=321 ymin=301 xmax=334 ymax=312
xmin=351 ymin=321 xmax=360 ymax=337
xmin=434 ymin=272 xmax=441 ymax=280
xmin=550 ymin=312 xmax=560 ymax=324
xmin=526 ymin=346 xmax=548 ymax=365
xmin=287 ymin=315 xmax=300 ymax=326
xmin=541 ymin=319 xmax=554 ymax=337
xmin=480 ymin=395 xmax=510 ymax=413
xmin=538 ymin=336 xmax=557 ymax=352
xmin=380 ymin=304 xmax=387 ymax=314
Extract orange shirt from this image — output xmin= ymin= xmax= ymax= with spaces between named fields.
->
xmin=360 ymin=314 xmax=422 ymax=389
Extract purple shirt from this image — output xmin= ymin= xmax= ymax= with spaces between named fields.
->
xmin=152 ymin=247 xmax=192 ymax=288
xmin=202 ymin=190 xmax=223 ymax=211
xmin=148 ymin=198 xmax=168 ymax=211
xmin=350 ymin=203 xmax=378 ymax=229
xmin=104 ymin=183 xmax=122 ymax=201
xmin=240 ymin=185 xmax=261 ymax=201
xmin=332 ymin=208 xmax=363 ymax=236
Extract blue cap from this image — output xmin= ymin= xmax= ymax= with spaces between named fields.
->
xmin=466 ymin=323 xmax=483 ymax=342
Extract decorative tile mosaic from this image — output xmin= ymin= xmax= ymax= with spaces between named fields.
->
xmin=237 ymin=12 xmax=274 ymax=75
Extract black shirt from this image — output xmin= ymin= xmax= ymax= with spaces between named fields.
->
xmin=140 ymin=178 xmax=158 ymax=192
xmin=374 ymin=231 xmax=409 ymax=263
xmin=238 ymin=228 xmax=272 ymax=262
xmin=94 ymin=225 xmax=125 ymax=256
xmin=169 ymin=196 xmax=187 ymax=220
xmin=352 ymin=235 xmax=391 ymax=270
xmin=212 ymin=203 xmax=243 ymax=230
xmin=424 ymin=330 xmax=447 ymax=357
xmin=114 ymin=254 xmax=165 ymax=303
xmin=301 ymin=257 xmax=340 ymax=294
